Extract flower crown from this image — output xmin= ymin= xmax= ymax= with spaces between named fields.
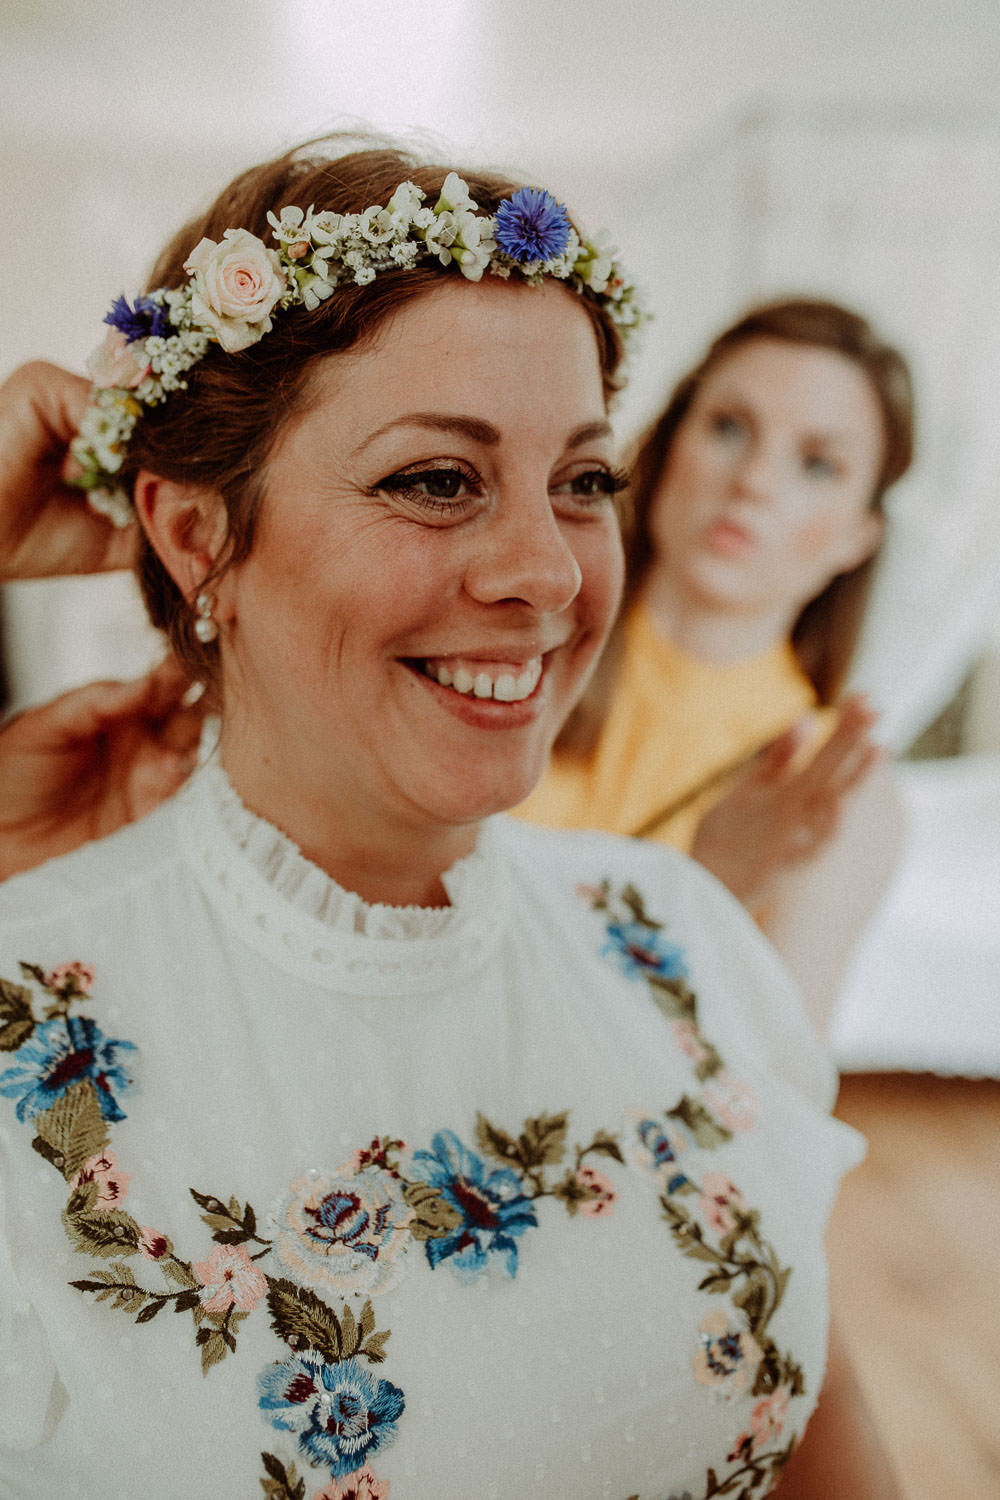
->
xmin=70 ymin=174 xmax=645 ymax=526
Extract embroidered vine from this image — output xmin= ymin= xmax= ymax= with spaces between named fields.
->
xmin=582 ymin=881 xmax=801 ymax=1499
xmin=1 ymin=872 xmax=812 ymax=1500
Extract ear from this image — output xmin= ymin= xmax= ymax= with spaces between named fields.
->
xmin=133 ymin=471 xmax=228 ymax=599
xmin=838 ymin=508 xmax=884 ymax=574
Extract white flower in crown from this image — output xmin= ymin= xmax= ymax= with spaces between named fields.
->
xmin=386 ymin=180 xmax=426 ymax=218
xmin=184 ymin=228 xmax=287 ymax=353
xmin=436 ymin=171 xmax=478 ymax=215
xmin=359 ymin=205 xmax=397 ymax=246
xmin=304 ymin=208 xmax=346 ymax=248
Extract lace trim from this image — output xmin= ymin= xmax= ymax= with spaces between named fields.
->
xmin=172 ymin=754 xmax=511 ymax=993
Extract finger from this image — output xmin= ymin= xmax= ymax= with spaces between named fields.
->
xmin=753 ymin=718 xmax=813 ymax=782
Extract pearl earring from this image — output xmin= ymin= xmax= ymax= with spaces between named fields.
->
xmin=193 ymin=591 xmax=218 ymax=643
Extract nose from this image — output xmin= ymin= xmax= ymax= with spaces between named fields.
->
xmin=731 ymin=439 xmax=777 ymax=501
xmin=463 ymin=494 xmax=583 ymax=613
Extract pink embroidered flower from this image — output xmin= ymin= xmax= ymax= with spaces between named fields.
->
xmin=574 ymin=1164 xmax=617 ymax=1217
xmin=575 ymin=883 xmax=604 ymax=905
xmin=703 ymin=1070 xmax=759 ymax=1134
xmin=184 ymin=228 xmax=286 ymax=352
xmin=86 ymin=328 xmax=151 ymax=389
xmin=728 ymin=1385 xmax=791 ymax=1462
xmin=693 ymin=1309 xmax=763 ymax=1395
xmin=44 ymin=960 xmax=95 ymax=996
xmin=271 ymin=1163 xmax=415 ymax=1298
xmin=138 ymin=1226 xmax=171 ymax=1260
xmin=193 ymin=1241 xmax=268 ymax=1314
xmin=312 ymin=1467 xmax=390 ymax=1500
xmin=71 ymin=1149 xmax=131 ymax=1210
xmin=671 ymin=1017 xmax=711 ymax=1068
xmin=750 ymin=1386 xmax=790 ymax=1446
xmin=699 ymin=1172 xmax=748 ymax=1236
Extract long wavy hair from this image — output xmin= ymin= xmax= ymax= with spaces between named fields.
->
xmin=557 ymin=297 xmax=915 ymax=755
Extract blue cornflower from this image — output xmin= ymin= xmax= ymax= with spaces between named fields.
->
xmin=409 ymin=1129 xmax=538 ymax=1283
xmin=602 ymin=920 xmax=689 ymax=982
xmin=494 ymin=187 xmax=571 ymax=263
xmin=0 ymin=1015 xmax=137 ymax=1124
xmin=104 ymin=293 xmax=171 ymax=343
xmin=258 ymin=1352 xmax=404 ymax=1476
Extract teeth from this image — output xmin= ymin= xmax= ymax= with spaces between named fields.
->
xmin=424 ymin=657 xmax=542 ymax=702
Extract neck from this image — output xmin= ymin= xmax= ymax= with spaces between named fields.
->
xmin=640 ymin=566 xmax=796 ymax=665
xmin=217 ymin=734 xmax=477 ymax=910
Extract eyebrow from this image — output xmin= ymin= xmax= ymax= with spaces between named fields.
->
xmin=350 ymin=413 xmax=614 ymax=457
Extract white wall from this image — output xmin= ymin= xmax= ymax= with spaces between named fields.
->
xmin=4 ymin=0 xmax=1000 ymax=711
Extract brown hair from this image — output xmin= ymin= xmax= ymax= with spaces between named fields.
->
xmin=126 ymin=134 xmax=626 ymax=685
xmin=558 ymin=296 xmax=915 ymax=754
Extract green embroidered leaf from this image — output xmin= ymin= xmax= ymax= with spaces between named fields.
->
xmin=161 ymin=1256 xmax=196 ymax=1289
xmin=731 ymin=1268 xmax=771 ymax=1333
xmin=698 ymin=1268 xmax=738 ymax=1294
xmin=581 ymin=1128 xmax=624 ymax=1164
xmin=189 ymin=1188 xmax=261 ymax=1244
xmin=260 ymin=1451 xmax=306 ymax=1500
xmin=266 ymin=1277 xmax=346 ymax=1364
xmin=401 ymin=1180 xmax=463 ymax=1240
xmin=666 ymin=1095 xmax=732 ymax=1149
xmin=518 ymin=1111 xmax=568 ymax=1169
xmin=621 ymin=883 xmax=662 ymax=929
xmin=70 ymin=1263 xmax=148 ymax=1315
xmin=0 ymin=978 xmax=34 ymax=1052
xmin=32 ymin=1079 xmax=109 ymax=1179
xmin=63 ymin=1202 xmax=142 ymax=1258
xmin=196 ymin=1326 xmax=230 ymax=1374
xmin=475 ymin=1114 xmax=521 ymax=1166
xmin=647 ymin=974 xmax=697 ymax=1022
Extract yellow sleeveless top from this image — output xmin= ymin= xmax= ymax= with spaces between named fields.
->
xmin=515 ymin=604 xmax=819 ymax=852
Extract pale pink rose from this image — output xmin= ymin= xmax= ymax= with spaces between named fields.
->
xmin=574 ymin=1164 xmax=617 ymax=1217
xmin=749 ymin=1386 xmax=790 ymax=1446
xmin=312 ymin=1467 xmax=390 ymax=1500
xmin=71 ymin=1149 xmax=131 ymax=1210
xmin=184 ymin=228 xmax=286 ymax=352
xmin=699 ymin=1171 xmax=747 ymax=1236
xmin=45 ymin=961 xmax=95 ymax=994
xmin=86 ymin=328 xmax=151 ymax=389
xmin=672 ymin=1017 xmax=710 ymax=1067
xmin=704 ymin=1070 xmax=759 ymax=1134
xmin=193 ymin=1241 xmax=268 ymax=1313
xmin=138 ymin=1227 xmax=171 ymax=1261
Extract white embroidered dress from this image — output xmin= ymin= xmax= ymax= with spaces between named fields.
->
xmin=0 ymin=760 xmax=862 ymax=1500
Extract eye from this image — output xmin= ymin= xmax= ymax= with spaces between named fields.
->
xmin=802 ymin=452 xmax=840 ymax=479
xmin=553 ymin=465 xmax=629 ymax=507
xmin=375 ymin=462 xmax=482 ymax=515
xmin=709 ymin=412 xmax=746 ymax=441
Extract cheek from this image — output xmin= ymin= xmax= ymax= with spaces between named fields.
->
xmin=578 ymin=518 xmax=625 ymax=633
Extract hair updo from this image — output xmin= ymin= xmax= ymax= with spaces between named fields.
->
xmin=126 ymin=135 xmax=626 ymax=683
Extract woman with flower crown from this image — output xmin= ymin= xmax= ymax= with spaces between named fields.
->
xmin=0 ymin=138 xmax=898 ymax=1498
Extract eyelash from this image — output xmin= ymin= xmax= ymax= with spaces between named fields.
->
xmin=375 ymin=462 xmax=629 ymax=514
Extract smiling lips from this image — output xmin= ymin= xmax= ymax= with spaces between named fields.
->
xmin=420 ymin=656 xmax=544 ymax=703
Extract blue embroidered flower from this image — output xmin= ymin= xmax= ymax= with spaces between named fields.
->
xmin=409 ymin=1129 xmax=537 ymax=1282
xmin=258 ymin=1351 xmax=404 ymax=1477
xmin=0 ymin=1015 xmax=136 ymax=1124
xmin=602 ymin=920 xmax=688 ymax=981
xmin=104 ymin=293 xmax=171 ymax=343
xmin=633 ymin=1113 xmax=690 ymax=1194
xmin=494 ymin=187 xmax=571 ymax=263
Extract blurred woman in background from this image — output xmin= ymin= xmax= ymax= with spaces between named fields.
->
xmin=518 ymin=299 xmax=915 ymax=1027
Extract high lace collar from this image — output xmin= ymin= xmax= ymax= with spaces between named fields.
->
xmin=172 ymin=752 xmax=513 ymax=994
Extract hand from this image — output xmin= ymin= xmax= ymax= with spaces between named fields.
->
xmin=0 ymin=659 xmax=203 ymax=880
xmin=0 ymin=360 xmax=136 ymax=580
xmin=690 ymin=694 xmax=882 ymax=907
